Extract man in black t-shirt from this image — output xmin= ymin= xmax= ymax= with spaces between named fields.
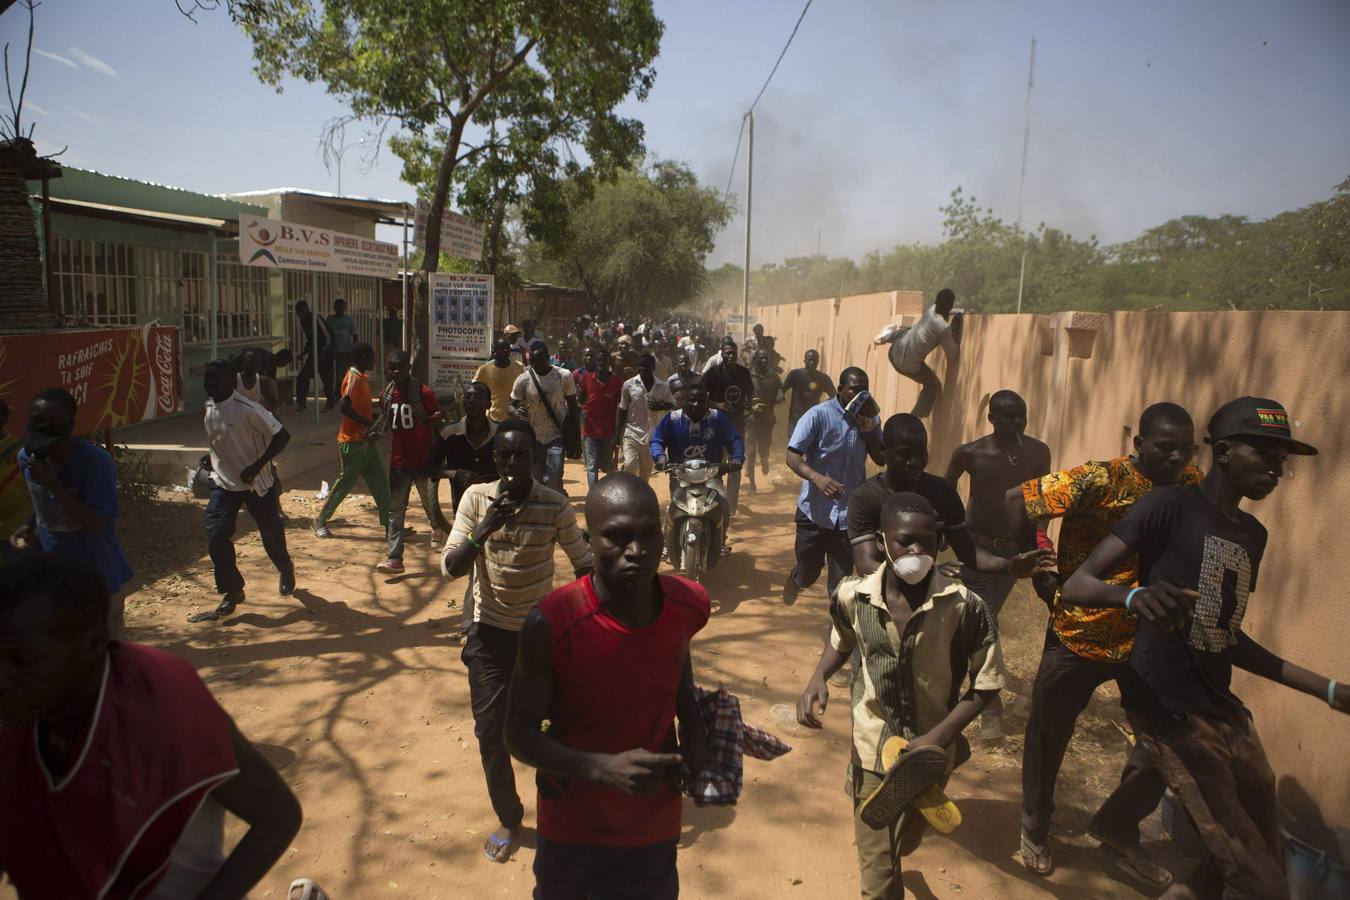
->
xmin=1063 ymin=397 xmax=1345 ymax=900
xmin=430 ymin=381 xmax=500 ymax=630
xmin=703 ymin=337 xmax=755 ymax=516
xmin=431 ymin=382 xmax=499 ymax=512
xmin=847 ymin=414 xmax=1051 ymax=581
xmin=745 ymin=350 xmax=784 ymax=492
xmin=783 ymin=350 xmax=835 ymax=435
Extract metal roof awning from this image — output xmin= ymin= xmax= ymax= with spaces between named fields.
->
xmin=47 ymin=197 xmax=238 ymax=233
xmin=225 ymin=188 xmax=411 ymax=224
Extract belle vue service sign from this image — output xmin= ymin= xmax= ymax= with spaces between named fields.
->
xmin=239 ymin=216 xmax=399 ymax=279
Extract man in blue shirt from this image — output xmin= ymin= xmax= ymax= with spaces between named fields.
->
xmin=11 ymin=388 xmax=134 ymax=638
xmin=649 ymin=381 xmax=744 ymax=555
xmin=326 ymin=297 xmax=360 ymax=389
xmin=784 ymin=367 xmax=883 ymax=605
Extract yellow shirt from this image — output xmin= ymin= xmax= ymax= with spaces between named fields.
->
xmin=474 ymin=360 xmax=525 ymax=423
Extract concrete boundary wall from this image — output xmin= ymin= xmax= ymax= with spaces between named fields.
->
xmin=754 ymin=293 xmax=1350 ymax=828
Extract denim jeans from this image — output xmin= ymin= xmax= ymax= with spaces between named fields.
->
xmin=533 ymin=437 xmax=566 ymax=494
xmin=386 ymin=467 xmax=443 ymax=561
xmin=584 ymin=434 xmax=615 ymax=486
xmin=792 ymin=508 xmax=853 ymax=601
xmin=204 ymin=483 xmax=292 ymax=594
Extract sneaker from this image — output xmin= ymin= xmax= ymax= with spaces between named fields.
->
xmin=376 ymin=559 xmax=405 ymax=574
xmin=874 ymin=322 xmax=903 ymax=345
xmin=312 ymin=522 xmax=332 ymax=538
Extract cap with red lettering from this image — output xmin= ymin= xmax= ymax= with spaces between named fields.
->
xmin=1206 ymin=397 xmax=1318 ymax=456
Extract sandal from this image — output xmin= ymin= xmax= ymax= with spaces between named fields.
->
xmin=483 ymin=830 xmax=516 ymax=863
xmin=1021 ymin=830 xmax=1054 ymax=876
xmin=881 ymin=737 xmax=962 ymax=836
xmin=1091 ymin=830 xmax=1172 ymax=888
xmin=288 ymin=879 xmax=330 ymax=900
xmin=858 ymin=745 xmax=947 ymax=830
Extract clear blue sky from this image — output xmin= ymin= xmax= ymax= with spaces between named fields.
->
xmin=6 ymin=0 xmax=1348 ymax=266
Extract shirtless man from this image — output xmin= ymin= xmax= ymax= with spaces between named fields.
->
xmin=945 ymin=390 xmax=1050 ymax=739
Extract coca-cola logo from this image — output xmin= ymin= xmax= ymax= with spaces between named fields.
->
xmin=154 ymin=331 xmax=176 ymax=413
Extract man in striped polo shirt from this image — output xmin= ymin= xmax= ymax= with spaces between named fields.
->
xmin=441 ymin=419 xmax=593 ymax=865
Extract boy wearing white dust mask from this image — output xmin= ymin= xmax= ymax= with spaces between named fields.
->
xmin=796 ymin=490 xmax=1006 ymax=899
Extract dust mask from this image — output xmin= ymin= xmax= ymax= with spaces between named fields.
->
xmin=881 ymin=537 xmax=934 ymax=585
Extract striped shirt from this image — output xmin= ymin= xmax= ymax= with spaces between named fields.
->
xmin=442 ymin=479 xmax=593 ymax=631
xmin=830 ymin=567 xmax=1004 ymax=774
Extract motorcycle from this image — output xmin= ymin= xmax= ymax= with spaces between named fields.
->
xmin=662 ymin=457 xmax=740 ymax=584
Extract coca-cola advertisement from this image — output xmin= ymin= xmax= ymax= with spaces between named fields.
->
xmin=0 ymin=325 xmax=183 ymax=434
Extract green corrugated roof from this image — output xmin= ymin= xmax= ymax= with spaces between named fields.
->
xmin=39 ymin=167 xmax=267 ymax=220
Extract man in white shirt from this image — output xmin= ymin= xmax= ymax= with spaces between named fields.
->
xmin=509 ymin=340 xmax=580 ymax=494
xmin=876 ymin=287 xmax=961 ymax=418
xmin=192 ymin=358 xmax=295 ymax=624
xmin=613 ymin=353 xmax=676 ymax=480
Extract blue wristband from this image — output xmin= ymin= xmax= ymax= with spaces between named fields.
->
xmin=1125 ymin=587 xmax=1145 ymax=612
xmin=1330 ymin=680 xmax=1339 ymax=709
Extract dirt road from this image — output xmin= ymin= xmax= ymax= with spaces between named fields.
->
xmin=18 ymin=460 xmax=1184 ymax=899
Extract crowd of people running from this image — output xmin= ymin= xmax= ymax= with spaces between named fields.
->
xmin=0 ymin=289 xmax=1345 ymax=900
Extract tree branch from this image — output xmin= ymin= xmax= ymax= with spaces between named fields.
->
xmin=2 ymin=0 xmax=37 ymax=142
xmin=460 ymin=36 xmax=537 ymax=120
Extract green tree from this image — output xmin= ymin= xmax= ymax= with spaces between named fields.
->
xmin=529 ymin=159 xmax=731 ymax=316
xmin=229 ymin=0 xmax=662 ymax=273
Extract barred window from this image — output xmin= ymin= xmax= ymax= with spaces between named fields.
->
xmin=49 ymin=238 xmax=271 ymax=346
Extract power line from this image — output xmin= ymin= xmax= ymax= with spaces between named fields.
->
xmin=722 ymin=0 xmax=814 ymax=202
xmin=748 ymin=0 xmax=814 ymax=115
xmin=723 ymin=117 xmax=747 ymax=200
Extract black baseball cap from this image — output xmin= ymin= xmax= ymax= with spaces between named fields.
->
xmin=1206 ymin=397 xmax=1318 ymax=456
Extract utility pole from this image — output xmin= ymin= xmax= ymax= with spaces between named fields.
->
xmin=1015 ymin=35 xmax=1036 ymax=314
xmin=740 ymin=111 xmax=753 ymax=346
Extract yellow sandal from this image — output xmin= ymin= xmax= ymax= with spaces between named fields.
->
xmin=881 ymin=736 xmax=962 ymax=835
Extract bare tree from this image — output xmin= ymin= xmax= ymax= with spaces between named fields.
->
xmin=1 ymin=0 xmax=37 ymax=142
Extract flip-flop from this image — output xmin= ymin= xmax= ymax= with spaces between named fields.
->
xmin=288 ymin=879 xmax=329 ymax=900
xmin=858 ymin=744 xmax=947 ymax=830
xmin=1021 ymin=830 xmax=1054 ymax=876
xmin=881 ymin=737 xmax=962 ymax=835
xmin=483 ymin=831 xmax=516 ymax=863
xmin=1091 ymin=831 xmax=1172 ymax=888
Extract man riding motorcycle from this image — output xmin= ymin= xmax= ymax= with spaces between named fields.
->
xmin=649 ymin=381 xmax=745 ymax=558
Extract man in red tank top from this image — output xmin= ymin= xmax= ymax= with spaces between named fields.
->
xmin=507 ymin=472 xmax=710 ymax=899
xmin=0 ymin=554 xmax=304 ymax=899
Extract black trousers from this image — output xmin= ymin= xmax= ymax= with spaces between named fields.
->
xmin=792 ymin=508 xmax=854 ymax=600
xmin=295 ymin=351 xmax=336 ymax=406
xmin=462 ymin=621 xmax=525 ymax=831
xmin=534 ymin=836 xmax=679 ymax=900
xmin=204 ymin=483 xmax=292 ymax=594
xmin=1021 ymin=626 xmax=1166 ymax=845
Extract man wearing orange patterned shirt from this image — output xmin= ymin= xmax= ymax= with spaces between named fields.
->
xmin=1008 ymin=402 xmax=1202 ymax=887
